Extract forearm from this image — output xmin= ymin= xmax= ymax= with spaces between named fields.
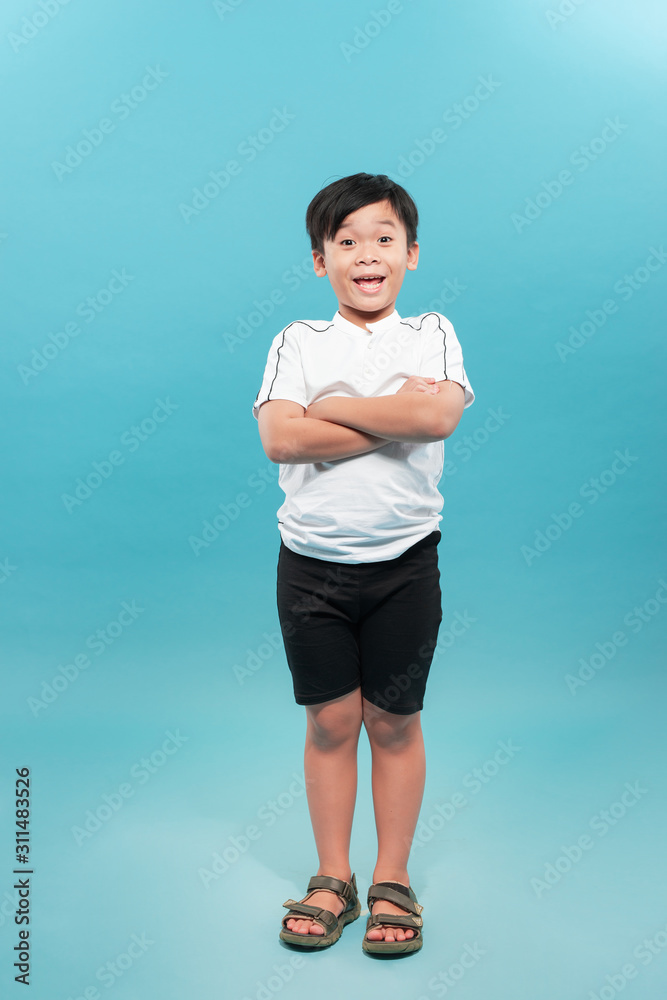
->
xmin=277 ymin=416 xmax=392 ymax=465
xmin=305 ymin=394 xmax=439 ymax=443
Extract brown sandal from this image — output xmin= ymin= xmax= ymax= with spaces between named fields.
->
xmin=280 ymin=873 xmax=361 ymax=948
xmin=363 ymin=880 xmax=424 ymax=954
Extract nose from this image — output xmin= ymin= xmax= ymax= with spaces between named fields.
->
xmin=356 ymin=245 xmax=380 ymax=264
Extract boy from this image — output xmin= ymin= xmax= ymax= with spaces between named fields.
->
xmin=252 ymin=172 xmax=474 ymax=954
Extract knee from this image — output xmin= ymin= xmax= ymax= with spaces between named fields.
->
xmin=306 ymin=696 xmax=363 ymax=749
xmin=363 ymin=700 xmax=421 ymax=749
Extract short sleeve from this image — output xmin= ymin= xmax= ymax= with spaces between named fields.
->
xmin=419 ymin=313 xmax=475 ymax=408
xmin=251 ymin=323 xmax=308 ymax=420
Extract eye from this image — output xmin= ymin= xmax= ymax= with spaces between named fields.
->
xmin=378 ymin=236 xmax=392 ymax=243
xmin=340 ymin=239 xmax=355 ymax=246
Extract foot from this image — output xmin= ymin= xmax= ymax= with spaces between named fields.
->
xmin=284 ymin=871 xmax=352 ymax=936
xmin=366 ymin=878 xmax=416 ymax=943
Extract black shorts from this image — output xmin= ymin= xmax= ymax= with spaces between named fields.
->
xmin=276 ymin=530 xmax=443 ymax=715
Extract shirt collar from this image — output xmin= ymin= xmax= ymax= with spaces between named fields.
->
xmin=332 ymin=308 xmax=401 ymax=336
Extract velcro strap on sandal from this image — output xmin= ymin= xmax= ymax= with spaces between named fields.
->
xmin=281 ymin=900 xmax=337 ymax=930
xmin=366 ymin=911 xmax=423 ymax=930
xmin=306 ymin=873 xmax=356 ymax=903
xmin=367 ymin=883 xmax=423 ymax=916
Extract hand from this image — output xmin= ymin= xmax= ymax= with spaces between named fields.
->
xmin=395 ymin=376 xmax=440 ymax=395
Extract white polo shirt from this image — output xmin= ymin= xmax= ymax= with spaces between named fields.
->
xmin=252 ymin=308 xmax=475 ymax=563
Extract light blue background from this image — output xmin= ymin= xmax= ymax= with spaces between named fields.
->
xmin=1 ymin=1 xmax=666 ymax=997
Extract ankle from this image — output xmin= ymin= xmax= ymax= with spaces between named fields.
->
xmin=372 ymin=871 xmax=410 ymax=887
xmin=316 ymin=866 xmax=352 ymax=883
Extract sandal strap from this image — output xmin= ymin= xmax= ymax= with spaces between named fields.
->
xmin=306 ymin=873 xmax=357 ymax=903
xmin=366 ymin=911 xmax=422 ymax=930
xmin=367 ymin=882 xmax=423 ymax=916
xmin=281 ymin=900 xmax=337 ymax=931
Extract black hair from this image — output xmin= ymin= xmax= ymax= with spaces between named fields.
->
xmin=305 ymin=172 xmax=419 ymax=255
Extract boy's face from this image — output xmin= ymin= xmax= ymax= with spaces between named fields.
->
xmin=312 ymin=199 xmax=419 ymax=330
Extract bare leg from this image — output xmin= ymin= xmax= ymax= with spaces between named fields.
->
xmin=285 ymin=688 xmax=363 ymax=935
xmin=362 ymin=697 xmax=426 ymax=942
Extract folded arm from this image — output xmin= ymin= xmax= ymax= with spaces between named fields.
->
xmin=257 ymin=399 xmax=393 ymax=465
xmin=256 ymin=379 xmax=466 ymax=466
xmin=305 ymin=379 xmax=465 ymax=442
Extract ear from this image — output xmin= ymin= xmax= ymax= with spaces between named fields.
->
xmin=312 ymin=249 xmax=327 ymax=277
xmin=406 ymin=241 xmax=419 ymax=270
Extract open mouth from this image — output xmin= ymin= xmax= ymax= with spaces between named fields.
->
xmin=353 ymin=275 xmax=386 ymax=292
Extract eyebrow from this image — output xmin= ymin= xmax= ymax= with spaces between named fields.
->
xmin=337 ymin=218 xmax=397 ymax=231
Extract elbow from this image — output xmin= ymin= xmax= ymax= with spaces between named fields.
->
xmin=267 ymin=435 xmax=298 ymax=465
xmin=265 ymin=418 xmax=304 ymax=464
xmin=423 ymin=413 xmax=458 ymax=443
xmin=423 ymin=397 xmax=463 ymax=441
xmin=422 ymin=407 xmax=452 ymax=442
xmin=266 ymin=439 xmax=287 ymax=464
xmin=259 ymin=431 xmax=283 ymax=464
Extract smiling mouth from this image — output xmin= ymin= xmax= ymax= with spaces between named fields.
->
xmin=353 ymin=276 xmax=385 ymax=292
